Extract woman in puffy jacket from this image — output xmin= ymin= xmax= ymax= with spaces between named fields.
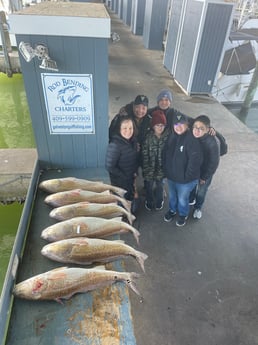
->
xmin=105 ymin=115 xmax=139 ymax=202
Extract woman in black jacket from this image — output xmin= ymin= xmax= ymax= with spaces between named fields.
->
xmin=105 ymin=115 xmax=139 ymax=202
xmin=163 ymin=113 xmax=203 ymax=227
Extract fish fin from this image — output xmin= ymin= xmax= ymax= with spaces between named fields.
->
xmin=131 ymin=228 xmax=140 ymax=246
xmin=112 ymin=217 xmax=123 ymax=221
xmin=100 ymin=190 xmax=111 ymax=195
xmin=126 ymin=272 xmax=142 ymax=297
xmin=91 ymin=265 xmax=106 ymax=270
xmin=127 ymin=212 xmax=136 ymax=225
xmin=135 ymin=251 xmax=148 ymax=273
xmin=113 ymin=239 xmax=125 ymax=244
xmin=51 ymin=266 xmax=69 ymax=271
xmin=55 ymin=297 xmax=65 ymax=305
xmin=115 ymin=196 xmax=131 ymax=212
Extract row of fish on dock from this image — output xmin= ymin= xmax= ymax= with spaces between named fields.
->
xmin=13 ymin=177 xmax=148 ymax=303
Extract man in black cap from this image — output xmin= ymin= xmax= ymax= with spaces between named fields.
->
xmin=109 ymin=94 xmax=151 ymax=146
xmin=162 ymin=112 xmax=203 ymax=227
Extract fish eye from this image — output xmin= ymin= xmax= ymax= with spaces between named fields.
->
xmin=114 ymin=275 xmax=118 ymax=280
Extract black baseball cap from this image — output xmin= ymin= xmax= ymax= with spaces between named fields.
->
xmin=134 ymin=95 xmax=149 ymax=107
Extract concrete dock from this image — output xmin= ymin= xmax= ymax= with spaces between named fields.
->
xmin=2 ymin=8 xmax=258 ymax=345
xmin=109 ymin=11 xmax=258 ymax=345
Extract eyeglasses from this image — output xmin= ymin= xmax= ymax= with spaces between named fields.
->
xmin=154 ymin=124 xmax=165 ymax=128
xmin=193 ymin=126 xmax=206 ymax=131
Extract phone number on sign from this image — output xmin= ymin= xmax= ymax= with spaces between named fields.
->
xmin=52 ymin=115 xmax=90 ymax=122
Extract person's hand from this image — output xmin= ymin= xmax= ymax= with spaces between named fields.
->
xmin=208 ymin=127 xmax=216 ymax=136
xmin=119 ymin=107 xmax=128 ymax=116
xmin=200 ymin=179 xmax=206 ymax=185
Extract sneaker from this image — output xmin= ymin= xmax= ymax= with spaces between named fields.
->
xmin=189 ymin=198 xmax=196 ymax=206
xmin=164 ymin=210 xmax=176 ymax=222
xmin=193 ymin=209 xmax=202 ymax=219
xmin=176 ymin=215 xmax=187 ymax=227
xmin=155 ymin=201 xmax=164 ymax=211
xmin=145 ymin=201 xmax=152 ymax=211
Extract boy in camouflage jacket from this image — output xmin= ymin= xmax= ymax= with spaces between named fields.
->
xmin=142 ymin=110 xmax=169 ymax=211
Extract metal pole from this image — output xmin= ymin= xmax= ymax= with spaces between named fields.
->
xmin=0 ymin=11 xmax=13 ymax=77
xmin=240 ymin=59 xmax=258 ymax=116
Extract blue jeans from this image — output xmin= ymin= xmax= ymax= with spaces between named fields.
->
xmin=167 ymin=179 xmax=198 ymax=217
xmin=195 ymin=176 xmax=213 ymax=210
xmin=145 ymin=179 xmax=164 ymax=208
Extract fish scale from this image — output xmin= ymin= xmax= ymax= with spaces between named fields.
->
xmin=13 ymin=266 xmax=142 ymax=302
xmin=41 ymin=216 xmax=140 ymax=244
xmin=41 ymin=237 xmax=148 ymax=272
xmin=49 ymin=202 xmax=135 ymax=225
xmin=39 ymin=177 xmax=127 ymax=197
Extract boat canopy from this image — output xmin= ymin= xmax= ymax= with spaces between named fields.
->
xmin=229 ymin=28 xmax=258 ymax=41
xmin=220 ymin=41 xmax=256 ymax=75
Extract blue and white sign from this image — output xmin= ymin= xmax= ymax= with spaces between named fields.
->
xmin=41 ymin=73 xmax=95 ymax=134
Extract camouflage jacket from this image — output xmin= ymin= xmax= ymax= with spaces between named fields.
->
xmin=142 ymin=128 xmax=169 ymax=181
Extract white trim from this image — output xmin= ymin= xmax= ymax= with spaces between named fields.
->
xmin=187 ymin=1 xmax=207 ymax=93
xmin=172 ymin=0 xmax=188 ymax=76
xmin=9 ymin=2 xmax=110 ymax=38
xmin=194 ymin=0 xmax=235 ymax=4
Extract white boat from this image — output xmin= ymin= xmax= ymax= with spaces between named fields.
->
xmin=212 ymin=18 xmax=258 ymax=104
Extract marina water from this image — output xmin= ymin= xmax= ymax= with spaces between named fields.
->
xmin=0 ymin=72 xmax=35 ymax=292
xmin=0 ymin=202 xmax=23 ymax=291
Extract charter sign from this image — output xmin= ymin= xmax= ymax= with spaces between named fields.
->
xmin=41 ymin=74 xmax=95 ymax=134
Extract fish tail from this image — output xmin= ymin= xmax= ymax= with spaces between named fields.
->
xmin=112 ymin=186 xmax=127 ymax=197
xmin=135 ymin=251 xmax=148 ymax=273
xmin=131 ymin=227 xmax=140 ymax=245
xmin=116 ymin=196 xmax=131 ymax=212
xmin=126 ymin=272 xmax=142 ymax=297
xmin=125 ymin=210 xmax=136 ymax=225
xmin=121 ymin=223 xmax=140 ymax=245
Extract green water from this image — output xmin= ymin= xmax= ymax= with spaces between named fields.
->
xmin=0 ymin=72 xmax=34 ymax=292
xmin=0 ymin=73 xmax=35 ymax=148
xmin=0 ymin=202 xmax=23 ymax=292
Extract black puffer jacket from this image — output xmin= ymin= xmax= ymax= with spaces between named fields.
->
xmin=199 ymin=134 xmax=220 ymax=181
xmin=105 ymin=134 xmax=139 ymax=200
xmin=163 ymin=130 xmax=202 ymax=183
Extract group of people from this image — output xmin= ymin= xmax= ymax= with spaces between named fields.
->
xmin=105 ymin=89 xmax=223 ymax=227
